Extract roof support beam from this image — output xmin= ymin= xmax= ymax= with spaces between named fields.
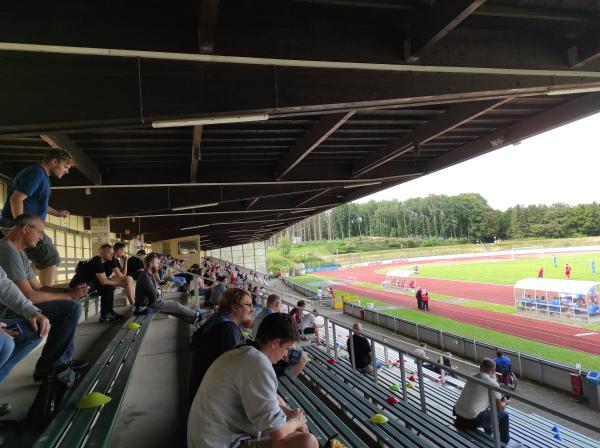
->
xmin=41 ymin=133 xmax=101 ymax=184
xmin=295 ymin=189 xmax=331 ymax=207
xmin=246 ymin=198 xmax=259 ymax=210
xmin=352 ymin=98 xmax=509 ymax=178
xmin=568 ymin=27 xmax=600 ymax=68
xmin=276 ymin=112 xmax=355 ymax=180
xmin=198 ymin=0 xmax=221 ymax=53
xmin=190 ymin=125 xmax=202 ymax=182
xmin=406 ymin=0 xmax=487 ymax=62
xmin=475 ymin=4 xmax=600 ymax=23
xmin=4 ymin=49 xmax=600 ymax=135
xmin=425 ymin=93 xmax=600 ymax=174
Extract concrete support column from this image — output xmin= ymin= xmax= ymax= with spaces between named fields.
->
xmin=91 ymin=217 xmax=111 ymax=254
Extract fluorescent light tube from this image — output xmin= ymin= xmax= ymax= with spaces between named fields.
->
xmin=546 ymin=86 xmax=600 ymax=96
xmin=152 ymin=113 xmax=269 ymax=129
xmin=180 ymin=224 xmax=210 ymax=231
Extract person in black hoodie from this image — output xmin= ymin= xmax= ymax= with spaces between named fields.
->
xmin=415 ymin=288 xmax=423 ymax=310
xmin=188 ymin=287 xmax=254 ymax=403
xmin=134 ymin=253 xmax=199 ymax=323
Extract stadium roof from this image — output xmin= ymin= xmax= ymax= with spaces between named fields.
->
xmin=2 ymin=1 xmax=600 ymax=248
xmin=515 ymin=278 xmax=600 ymax=295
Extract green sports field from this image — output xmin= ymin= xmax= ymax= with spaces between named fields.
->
xmin=379 ymin=252 xmax=600 ymax=285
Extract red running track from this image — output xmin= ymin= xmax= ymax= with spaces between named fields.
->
xmin=323 ymin=265 xmax=515 ymax=305
xmin=333 ymin=284 xmax=600 ymax=356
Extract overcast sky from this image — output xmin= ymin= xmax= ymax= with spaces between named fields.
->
xmin=357 ymin=111 xmax=600 ymax=211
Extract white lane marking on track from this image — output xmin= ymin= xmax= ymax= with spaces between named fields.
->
xmin=574 ymin=332 xmax=598 ymax=337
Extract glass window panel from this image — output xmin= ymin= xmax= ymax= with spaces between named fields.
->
xmin=55 ymin=231 xmax=65 ymax=246
xmin=76 ymin=235 xmax=83 ymax=249
xmin=57 ymin=246 xmax=66 ymax=258
xmin=83 ymin=237 xmax=90 ymax=249
xmin=78 ymin=216 xmax=84 ymax=231
xmin=67 ymin=233 xmax=75 ymax=247
xmin=76 ymin=247 xmax=84 ymax=259
xmin=84 ymin=248 xmax=91 ymax=259
xmin=67 ymin=247 xmax=75 ymax=258
xmin=45 ymin=229 xmax=55 ymax=243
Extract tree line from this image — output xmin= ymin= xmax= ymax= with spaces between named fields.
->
xmin=274 ymin=194 xmax=600 ymax=243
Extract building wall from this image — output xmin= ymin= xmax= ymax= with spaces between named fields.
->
xmin=205 ymin=241 xmax=267 ymax=273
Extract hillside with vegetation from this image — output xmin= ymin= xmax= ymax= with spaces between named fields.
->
xmin=267 ymin=193 xmax=600 ymax=272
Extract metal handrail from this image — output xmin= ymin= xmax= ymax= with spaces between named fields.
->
xmin=311 ymin=312 xmax=600 ymax=447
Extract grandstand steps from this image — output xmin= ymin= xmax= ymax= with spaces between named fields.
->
xmin=108 ymin=315 xmax=192 ymax=448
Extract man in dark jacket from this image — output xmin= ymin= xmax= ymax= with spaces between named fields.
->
xmin=135 ymin=253 xmax=199 ymax=323
xmin=188 ymin=287 xmax=253 ymax=402
xmin=415 ymin=288 xmax=423 ymax=310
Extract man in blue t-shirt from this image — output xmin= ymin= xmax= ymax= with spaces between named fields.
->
xmin=494 ymin=350 xmax=512 ymax=385
xmin=0 ymin=149 xmax=74 ymax=286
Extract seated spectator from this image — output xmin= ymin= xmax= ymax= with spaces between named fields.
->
xmin=347 ymin=323 xmax=380 ymax=374
xmin=413 ymin=342 xmax=436 ymax=371
xmin=126 ymin=249 xmax=146 ymax=281
xmin=0 ymin=266 xmax=50 ymax=413
xmin=205 ymin=274 xmax=227 ymax=307
xmin=289 ymin=300 xmax=306 ymax=326
xmin=0 ymin=213 xmax=87 ymax=381
xmin=188 ymin=287 xmax=253 ymax=400
xmin=454 ymin=358 xmax=518 ymax=446
xmin=494 ymin=350 xmax=512 ymax=386
xmin=299 ymin=309 xmax=321 ymax=343
xmin=70 ymin=243 xmax=130 ymax=323
xmin=188 ymin=313 xmax=318 ymax=448
xmin=134 ymin=253 xmax=200 ymax=323
xmin=112 ymin=242 xmax=136 ymax=307
xmin=252 ymin=294 xmax=281 ymax=339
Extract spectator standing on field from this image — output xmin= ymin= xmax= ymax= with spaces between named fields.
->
xmin=537 ymin=267 xmax=544 ymax=279
xmin=0 ymin=149 xmax=75 ymax=286
xmin=421 ymin=289 xmax=430 ymax=311
xmin=591 ymin=260 xmax=596 ymax=275
xmin=415 ymin=288 xmax=423 ymax=310
xmin=565 ymin=264 xmax=572 ymax=279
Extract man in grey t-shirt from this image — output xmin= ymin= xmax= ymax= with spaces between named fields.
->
xmin=188 ymin=313 xmax=318 ymax=448
xmin=0 ymin=213 xmax=88 ymax=380
xmin=454 ymin=358 xmax=516 ymax=445
xmin=0 ymin=265 xmax=50 ymax=413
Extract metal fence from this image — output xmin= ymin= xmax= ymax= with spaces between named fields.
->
xmin=276 ymin=299 xmax=600 ymax=448
xmin=344 ymin=302 xmax=590 ymax=395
